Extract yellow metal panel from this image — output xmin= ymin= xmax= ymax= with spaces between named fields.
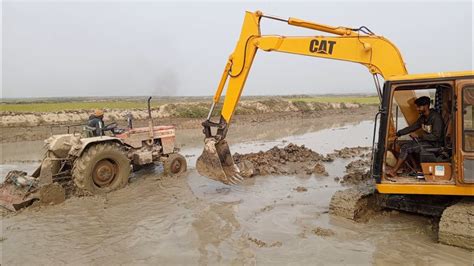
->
xmin=377 ymin=184 xmax=474 ymax=196
xmin=387 ymin=71 xmax=474 ymax=81
xmin=212 ymin=60 xmax=232 ymax=103
xmin=218 ymin=11 xmax=414 ymax=124
xmin=220 ymin=12 xmax=261 ymax=123
xmin=256 ymin=35 xmax=407 ymax=78
xmin=219 ymin=11 xmax=473 ymax=130
xmin=288 ymin=17 xmax=358 ymax=36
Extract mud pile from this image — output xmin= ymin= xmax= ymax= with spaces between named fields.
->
xmin=312 ymin=227 xmax=335 ymax=237
xmin=233 ymin=144 xmax=373 ymax=182
xmin=326 ymin=146 xmax=371 ymax=161
xmin=247 ymin=237 xmax=283 ymax=248
xmin=340 ymin=158 xmax=372 ymax=185
xmin=340 ymin=169 xmax=371 ymax=186
xmin=233 ymin=143 xmax=328 ymax=178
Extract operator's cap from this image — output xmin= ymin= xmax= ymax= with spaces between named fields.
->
xmin=414 ymin=96 xmax=431 ymax=107
xmin=94 ymin=109 xmax=104 ymax=117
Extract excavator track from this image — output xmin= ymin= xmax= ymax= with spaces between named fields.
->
xmin=329 ymin=185 xmax=377 ymax=220
xmin=438 ymin=199 xmax=474 ymax=250
xmin=330 ymin=189 xmax=473 ymax=250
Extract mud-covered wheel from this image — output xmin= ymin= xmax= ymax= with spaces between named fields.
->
xmin=163 ymin=153 xmax=187 ymax=175
xmin=72 ymin=142 xmax=131 ymax=194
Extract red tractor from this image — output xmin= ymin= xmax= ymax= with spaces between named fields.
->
xmin=0 ymin=97 xmax=187 ymax=211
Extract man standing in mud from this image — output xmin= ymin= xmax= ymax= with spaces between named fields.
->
xmin=386 ymin=96 xmax=444 ymax=177
xmin=87 ymin=109 xmax=105 ymax=136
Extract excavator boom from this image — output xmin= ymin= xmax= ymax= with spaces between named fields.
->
xmin=196 ymin=11 xmax=414 ymax=184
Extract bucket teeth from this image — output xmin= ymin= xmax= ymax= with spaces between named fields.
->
xmin=196 ymin=138 xmax=242 ymax=185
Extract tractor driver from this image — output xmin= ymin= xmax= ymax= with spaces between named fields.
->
xmin=386 ymin=96 xmax=444 ymax=177
xmin=87 ymin=109 xmax=105 ymax=136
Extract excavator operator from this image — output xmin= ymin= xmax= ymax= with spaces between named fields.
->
xmin=386 ymin=96 xmax=444 ymax=177
xmin=87 ymin=109 xmax=105 ymax=136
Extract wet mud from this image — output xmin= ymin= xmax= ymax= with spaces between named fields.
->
xmin=233 ymin=143 xmax=326 ymax=178
xmin=326 ymin=146 xmax=371 ymax=161
xmin=311 ymin=227 xmax=336 ymax=237
xmin=233 ymin=143 xmax=373 ymax=188
xmin=1 ymin=116 xmax=472 ymax=264
xmin=340 ymin=158 xmax=372 ymax=186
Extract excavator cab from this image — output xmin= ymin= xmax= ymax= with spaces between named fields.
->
xmin=388 ymin=83 xmax=454 ymax=180
xmin=373 ymin=75 xmax=474 ymax=192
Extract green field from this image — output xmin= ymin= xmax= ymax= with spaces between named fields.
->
xmin=0 ymin=101 xmax=150 ymax=113
xmin=289 ymin=96 xmax=379 ymax=105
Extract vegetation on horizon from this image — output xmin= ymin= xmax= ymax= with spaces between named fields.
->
xmin=289 ymin=96 xmax=379 ymax=105
xmin=1 ymin=96 xmax=378 ymax=113
xmin=0 ymin=101 xmax=151 ymax=113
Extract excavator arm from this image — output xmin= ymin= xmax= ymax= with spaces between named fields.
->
xmin=197 ymin=11 xmax=415 ymax=184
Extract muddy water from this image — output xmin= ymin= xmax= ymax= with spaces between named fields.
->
xmin=1 ymin=116 xmax=472 ymax=265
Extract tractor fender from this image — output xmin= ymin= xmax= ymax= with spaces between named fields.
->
xmin=68 ymin=136 xmax=124 ymax=157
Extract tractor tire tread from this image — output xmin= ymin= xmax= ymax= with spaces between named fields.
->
xmin=72 ymin=142 xmax=131 ymax=194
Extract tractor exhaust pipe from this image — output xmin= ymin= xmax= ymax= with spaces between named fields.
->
xmin=126 ymin=112 xmax=133 ymax=129
xmin=147 ymin=97 xmax=155 ymax=145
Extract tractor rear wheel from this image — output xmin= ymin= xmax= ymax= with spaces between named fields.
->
xmin=72 ymin=142 xmax=131 ymax=194
xmin=163 ymin=153 xmax=187 ymax=175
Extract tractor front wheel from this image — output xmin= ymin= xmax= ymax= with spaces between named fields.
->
xmin=163 ymin=153 xmax=187 ymax=175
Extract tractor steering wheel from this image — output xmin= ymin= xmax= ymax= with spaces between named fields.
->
xmin=104 ymin=122 xmax=118 ymax=132
xmin=104 ymin=122 xmax=126 ymax=135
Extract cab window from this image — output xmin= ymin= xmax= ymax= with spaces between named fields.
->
xmin=463 ymin=86 xmax=474 ymax=151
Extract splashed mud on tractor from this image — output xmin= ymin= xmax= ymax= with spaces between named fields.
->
xmin=0 ymin=98 xmax=187 ymax=211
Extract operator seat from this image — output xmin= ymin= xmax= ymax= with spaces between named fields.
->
xmin=419 ymin=88 xmax=452 ymax=163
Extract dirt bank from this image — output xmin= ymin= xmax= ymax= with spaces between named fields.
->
xmin=0 ymin=105 xmax=375 ymax=143
xmin=0 ymin=99 xmax=363 ymax=127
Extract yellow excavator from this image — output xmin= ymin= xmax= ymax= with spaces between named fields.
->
xmin=196 ymin=11 xmax=473 ymax=249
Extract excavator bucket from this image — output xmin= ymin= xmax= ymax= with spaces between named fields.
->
xmin=196 ymin=138 xmax=243 ymax=185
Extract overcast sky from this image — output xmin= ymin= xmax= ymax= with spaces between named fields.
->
xmin=1 ymin=1 xmax=473 ymax=98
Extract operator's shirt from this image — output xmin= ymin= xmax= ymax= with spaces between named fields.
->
xmin=396 ymin=109 xmax=444 ymax=146
xmin=87 ymin=115 xmax=104 ymax=136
